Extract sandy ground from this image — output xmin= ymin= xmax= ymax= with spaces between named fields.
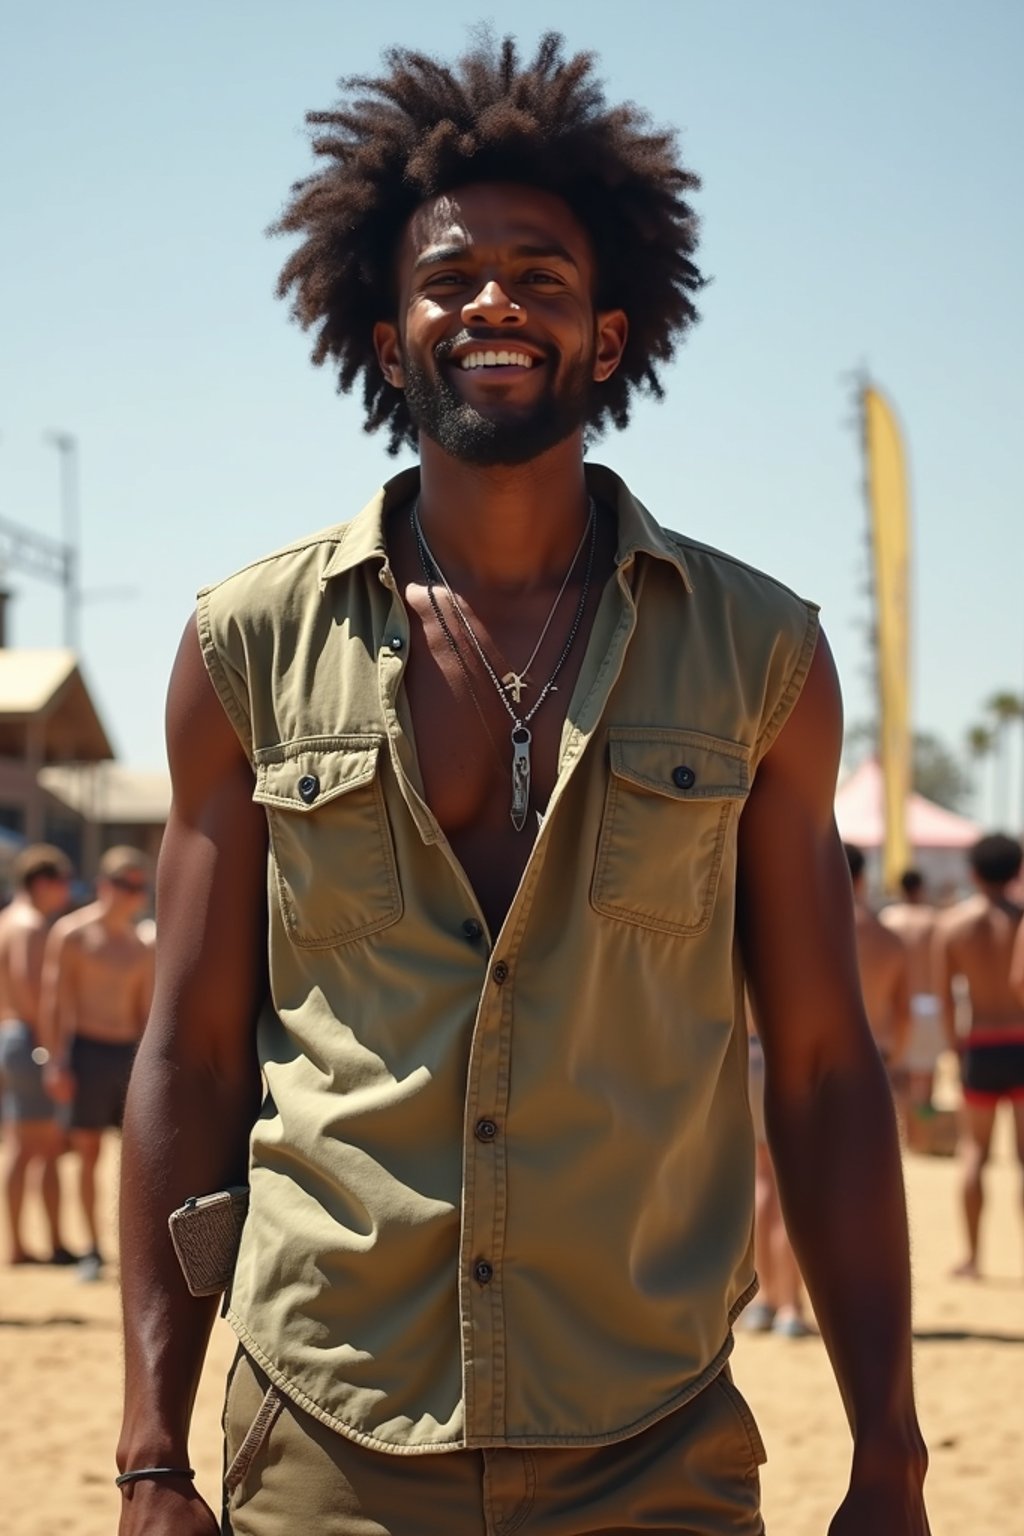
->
xmin=2 ymin=1097 xmax=1022 ymax=1535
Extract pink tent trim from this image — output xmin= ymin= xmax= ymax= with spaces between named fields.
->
xmin=835 ymin=757 xmax=979 ymax=850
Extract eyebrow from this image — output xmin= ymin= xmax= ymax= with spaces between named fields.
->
xmin=413 ymin=240 xmax=580 ymax=272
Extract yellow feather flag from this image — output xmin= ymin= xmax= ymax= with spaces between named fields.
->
xmin=863 ymin=384 xmax=912 ymax=893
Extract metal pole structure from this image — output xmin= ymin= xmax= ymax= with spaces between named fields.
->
xmin=44 ymin=430 xmax=80 ymax=650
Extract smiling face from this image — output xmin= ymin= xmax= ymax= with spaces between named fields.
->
xmin=374 ymin=183 xmax=627 ymax=467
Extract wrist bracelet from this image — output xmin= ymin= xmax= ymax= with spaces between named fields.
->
xmin=115 ymin=1466 xmax=196 ymax=1489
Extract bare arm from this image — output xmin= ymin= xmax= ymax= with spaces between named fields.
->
xmin=38 ymin=924 xmax=76 ymax=1060
xmin=0 ymin=921 xmax=17 ymax=1019
xmin=116 ymin=617 xmax=266 ymax=1534
xmin=888 ymin=950 xmax=912 ymax=1067
xmin=738 ymin=632 xmax=928 ymax=1534
xmin=1011 ymin=919 xmax=1024 ymax=1006
xmin=931 ymin=923 xmax=959 ymax=1052
xmin=38 ymin=924 xmax=81 ymax=1103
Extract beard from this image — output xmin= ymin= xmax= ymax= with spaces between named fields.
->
xmin=403 ymin=341 xmax=594 ymax=467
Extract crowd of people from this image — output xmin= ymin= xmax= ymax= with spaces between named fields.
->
xmin=747 ymin=830 xmax=1024 ymax=1336
xmin=0 ymin=842 xmax=154 ymax=1279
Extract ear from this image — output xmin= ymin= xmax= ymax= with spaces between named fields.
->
xmin=373 ymin=321 xmax=405 ymax=389
xmin=592 ymin=309 xmax=629 ymax=384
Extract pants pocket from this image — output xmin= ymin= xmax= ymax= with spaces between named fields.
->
xmin=714 ymin=1369 xmax=768 ymax=1477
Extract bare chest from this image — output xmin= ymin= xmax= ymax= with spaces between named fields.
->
xmin=396 ymin=549 xmax=610 ymax=935
xmin=77 ymin=927 xmax=145 ymax=990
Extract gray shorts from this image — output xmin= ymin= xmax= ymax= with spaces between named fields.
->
xmin=0 ymin=1020 xmax=55 ymax=1123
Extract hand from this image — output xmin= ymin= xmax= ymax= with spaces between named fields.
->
xmin=43 ymin=1061 xmax=75 ymax=1105
xmin=118 ymin=1479 xmax=220 ymax=1535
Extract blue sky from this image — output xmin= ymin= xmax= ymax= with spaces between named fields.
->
xmin=1 ymin=2 xmax=1021 ymax=822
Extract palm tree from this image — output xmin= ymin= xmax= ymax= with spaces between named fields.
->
xmin=966 ymin=724 xmax=994 ymax=823
xmin=985 ymin=692 xmax=1024 ymax=826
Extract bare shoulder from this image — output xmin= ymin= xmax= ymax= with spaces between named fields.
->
xmin=5 ymin=903 xmax=46 ymax=936
xmin=878 ymin=904 xmax=906 ymax=932
xmin=48 ymin=901 xmax=103 ymax=949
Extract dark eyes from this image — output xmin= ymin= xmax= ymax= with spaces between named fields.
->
xmin=423 ymin=270 xmax=564 ymax=290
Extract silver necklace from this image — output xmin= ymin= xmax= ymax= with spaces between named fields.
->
xmin=493 ymin=511 xmax=593 ymax=704
xmin=412 ymin=499 xmax=597 ymax=832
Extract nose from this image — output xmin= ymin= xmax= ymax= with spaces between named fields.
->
xmin=462 ymin=279 xmax=525 ymax=329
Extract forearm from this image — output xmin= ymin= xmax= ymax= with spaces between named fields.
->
xmin=766 ymin=1045 xmax=923 ymax=1459
xmin=117 ymin=1031 xmax=259 ymax=1467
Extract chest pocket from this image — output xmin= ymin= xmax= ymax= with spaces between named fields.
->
xmin=591 ymin=728 xmax=750 ymax=937
xmin=252 ymin=735 xmax=402 ymax=949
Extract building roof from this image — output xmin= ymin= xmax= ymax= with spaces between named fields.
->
xmin=38 ymin=762 xmax=171 ymax=825
xmin=0 ymin=648 xmax=113 ymax=761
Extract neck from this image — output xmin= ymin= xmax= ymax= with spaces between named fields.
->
xmin=415 ymin=433 xmax=591 ymax=590
xmin=98 ymin=898 xmax=134 ymax=933
xmin=977 ymin=883 xmax=1017 ymax=910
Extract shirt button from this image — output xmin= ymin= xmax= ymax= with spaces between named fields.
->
xmin=462 ymin=919 xmax=483 ymax=943
xmin=297 ymin=774 xmax=320 ymax=803
xmin=388 ymin=635 xmax=404 ymax=651
xmin=475 ymin=1118 xmax=497 ymax=1141
xmin=672 ymin=765 xmax=696 ymax=789
xmin=473 ymin=1259 xmax=494 ymax=1285
xmin=491 ymin=960 xmax=509 ymax=985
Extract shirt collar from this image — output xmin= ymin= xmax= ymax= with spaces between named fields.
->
xmin=320 ymin=461 xmax=693 ymax=593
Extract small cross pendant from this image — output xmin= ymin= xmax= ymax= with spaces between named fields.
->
xmin=502 ymin=671 xmax=528 ymax=704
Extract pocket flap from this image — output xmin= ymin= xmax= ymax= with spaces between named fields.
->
xmin=253 ymin=736 xmax=384 ymax=812
xmin=608 ymin=728 xmax=749 ymax=802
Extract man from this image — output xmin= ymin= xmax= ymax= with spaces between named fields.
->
xmin=880 ymin=869 xmax=942 ymax=1117
xmin=0 ymin=844 xmax=75 ymax=1264
xmin=933 ymin=833 xmax=1024 ymax=1279
xmin=117 ymin=34 xmax=929 ymax=1535
xmin=845 ymin=845 xmax=912 ymax=1108
xmin=40 ymin=845 xmax=154 ymax=1279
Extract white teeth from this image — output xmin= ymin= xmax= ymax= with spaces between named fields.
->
xmin=459 ymin=350 xmax=534 ymax=370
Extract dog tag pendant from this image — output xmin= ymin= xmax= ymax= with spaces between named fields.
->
xmin=510 ymin=725 xmax=532 ymax=832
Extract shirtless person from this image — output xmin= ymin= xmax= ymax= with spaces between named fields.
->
xmin=40 ymin=845 xmax=154 ymax=1278
xmin=0 ymin=845 xmax=74 ymax=1264
xmin=845 ymin=846 xmax=912 ymax=1117
xmin=881 ymin=869 xmax=942 ymax=1116
xmin=933 ymin=833 xmax=1024 ymax=1278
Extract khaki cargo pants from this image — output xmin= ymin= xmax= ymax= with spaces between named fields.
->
xmin=222 ymin=1349 xmax=766 ymax=1535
